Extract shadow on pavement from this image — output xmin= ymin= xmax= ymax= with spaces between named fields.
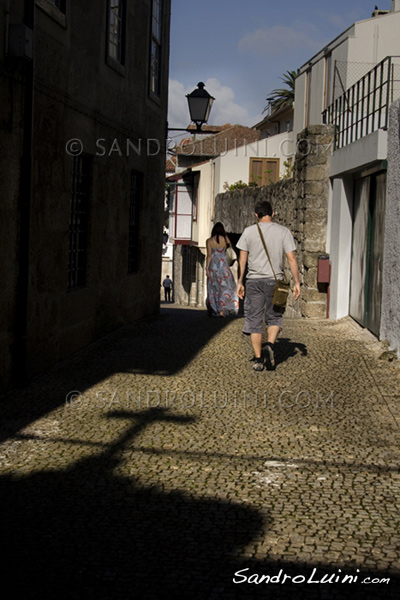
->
xmin=0 ymin=306 xmax=236 ymax=443
xmin=262 ymin=337 xmax=308 ymax=369
xmin=1 ymin=406 xmax=398 ymax=600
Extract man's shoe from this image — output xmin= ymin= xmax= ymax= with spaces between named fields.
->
xmin=252 ymin=357 xmax=264 ymax=372
xmin=264 ymin=344 xmax=275 ymax=370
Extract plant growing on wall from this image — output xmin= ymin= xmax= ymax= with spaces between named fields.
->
xmin=282 ymin=160 xmax=294 ymax=179
xmin=223 ymin=180 xmax=258 ymax=191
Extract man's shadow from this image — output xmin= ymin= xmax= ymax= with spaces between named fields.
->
xmin=262 ymin=337 xmax=307 ymax=368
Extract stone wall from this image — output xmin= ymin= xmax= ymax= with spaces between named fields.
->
xmin=0 ymin=1 xmax=171 ymax=390
xmin=380 ymin=99 xmax=400 ymax=354
xmin=173 ymin=245 xmax=206 ymax=307
xmin=214 ymin=124 xmax=335 ymax=318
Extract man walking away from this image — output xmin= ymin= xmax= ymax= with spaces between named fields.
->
xmin=162 ymin=275 xmax=173 ymax=302
xmin=236 ymin=200 xmax=301 ymax=371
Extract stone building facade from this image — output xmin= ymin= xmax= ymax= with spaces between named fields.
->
xmin=0 ymin=0 xmax=171 ymax=390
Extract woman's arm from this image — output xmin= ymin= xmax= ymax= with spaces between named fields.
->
xmin=206 ymin=238 xmax=212 ymax=274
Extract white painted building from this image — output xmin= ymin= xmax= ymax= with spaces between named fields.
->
xmin=294 ymin=1 xmax=400 ymax=138
xmin=294 ymin=0 xmax=400 ymax=350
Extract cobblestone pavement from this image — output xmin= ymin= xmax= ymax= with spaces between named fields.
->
xmin=1 ymin=305 xmax=400 ymax=600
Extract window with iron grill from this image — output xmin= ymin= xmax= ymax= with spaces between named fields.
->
xmin=68 ymin=155 xmax=91 ymax=289
xmin=128 ymin=171 xmax=143 ymax=273
xmin=150 ymin=0 xmax=163 ymax=97
xmin=108 ymin=0 xmax=126 ymax=64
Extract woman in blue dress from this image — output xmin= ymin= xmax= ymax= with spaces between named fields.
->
xmin=206 ymin=222 xmax=239 ymax=317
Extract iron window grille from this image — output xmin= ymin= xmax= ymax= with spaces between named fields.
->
xmin=107 ymin=0 xmax=126 ymax=65
xmin=150 ymin=0 xmax=163 ymax=97
xmin=128 ymin=170 xmax=143 ymax=273
xmin=322 ymin=56 xmax=400 ymax=150
xmin=68 ymin=155 xmax=91 ymax=289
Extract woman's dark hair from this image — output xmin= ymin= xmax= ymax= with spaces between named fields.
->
xmin=211 ymin=222 xmax=227 ymax=244
xmin=254 ymin=200 xmax=273 ymax=219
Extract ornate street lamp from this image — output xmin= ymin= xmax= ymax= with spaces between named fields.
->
xmin=186 ymin=82 xmax=215 ymax=132
xmin=167 ymin=82 xmax=216 ymax=134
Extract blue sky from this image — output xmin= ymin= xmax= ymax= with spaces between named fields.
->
xmin=168 ymin=0 xmax=391 ymax=133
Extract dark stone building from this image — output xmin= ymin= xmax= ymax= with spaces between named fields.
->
xmin=0 ymin=0 xmax=171 ymax=390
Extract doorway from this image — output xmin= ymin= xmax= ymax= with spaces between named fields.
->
xmin=349 ymin=170 xmax=386 ymax=335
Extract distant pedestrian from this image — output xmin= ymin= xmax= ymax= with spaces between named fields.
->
xmin=236 ymin=200 xmax=300 ymax=371
xmin=206 ymin=222 xmax=239 ymax=317
xmin=162 ymin=275 xmax=173 ymax=302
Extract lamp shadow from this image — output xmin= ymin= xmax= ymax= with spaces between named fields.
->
xmin=1 ymin=407 xmax=398 ymax=599
xmin=1 ymin=407 xmax=264 ymax=600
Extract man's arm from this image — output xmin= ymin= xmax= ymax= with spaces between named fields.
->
xmin=286 ymin=251 xmax=301 ymax=300
xmin=237 ymin=250 xmax=248 ymax=299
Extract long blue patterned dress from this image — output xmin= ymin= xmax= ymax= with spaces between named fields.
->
xmin=206 ymin=248 xmax=239 ymax=316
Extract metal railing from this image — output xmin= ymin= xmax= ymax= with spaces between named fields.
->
xmin=322 ymin=56 xmax=400 ymax=150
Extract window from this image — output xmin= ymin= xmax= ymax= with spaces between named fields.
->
xmin=107 ymin=0 xmax=126 ymax=65
xmin=192 ymin=180 xmax=198 ymax=222
xmin=150 ymin=0 xmax=163 ymax=97
xmin=128 ymin=171 xmax=143 ymax=273
xmin=68 ymin=156 xmax=91 ymax=289
xmin=48 ymin=0 xmax=66 ymax=12
xmin=36 ymin=0 xmax=67 ymax=26
xmin=249 ymin=158 xmax=280 ymax=186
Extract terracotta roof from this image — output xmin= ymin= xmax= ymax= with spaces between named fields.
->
xmin=175 ymin=124 xmax=260 ymax=158
xmin=186 ymin=123 xmax=232 ymax=134
xmin=166 ymin=155 xmax=177 ymax=173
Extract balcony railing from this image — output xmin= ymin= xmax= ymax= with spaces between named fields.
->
xmin=322 ymin=56 xmax=400 ymax=150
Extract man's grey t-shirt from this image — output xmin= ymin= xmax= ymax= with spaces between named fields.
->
xmin=237 ymin=222 xmax=296 ymax=280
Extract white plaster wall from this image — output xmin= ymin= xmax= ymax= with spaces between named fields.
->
xmin=348 ymin=12 xmax=400 ymax=65
xmin=328 ymin=129 xmax=388 ymax=320
xmin=213 ymin=131 xmax=294 ymax=195
xmin=293 ymin=75 xmax=307 ymax=137
xmin=192 ymin=161 xmax=212 ymax=248
xmin=308 ymin=59 xmax=326 ymax=126
xmin=330 ymin=130 xmax=388 ymax=177
xmin=293 ymin=10 xmax=400 ymax=137
xmin=327 ymin=177 xmax=353 ymax=320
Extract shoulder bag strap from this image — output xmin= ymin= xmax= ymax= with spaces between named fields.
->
xmin=256 ymin=222 xmax=278 ymax=283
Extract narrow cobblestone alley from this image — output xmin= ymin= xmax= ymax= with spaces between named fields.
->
xmin=1 ymin=306 xmax=400 ymax=599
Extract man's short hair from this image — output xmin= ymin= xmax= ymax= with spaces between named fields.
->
xmin=255 ymin=200 xmax=273 ymax=218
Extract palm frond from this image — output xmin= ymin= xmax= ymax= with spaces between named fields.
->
xmin=263 ymin=69 xmax=299 ymax=114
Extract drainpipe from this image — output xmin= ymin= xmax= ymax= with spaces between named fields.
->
xmin=13 ymin=0 xmax=35 ymax=385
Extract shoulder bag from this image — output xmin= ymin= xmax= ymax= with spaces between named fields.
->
xmin=256 ymin=223 xmax=290 ymax=308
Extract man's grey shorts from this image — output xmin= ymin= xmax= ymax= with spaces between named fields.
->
xmin=243 ymin=278 xmax=284 ymax=334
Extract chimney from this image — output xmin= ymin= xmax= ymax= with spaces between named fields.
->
xmin=392 ymin=0 xmax=400 ymax=11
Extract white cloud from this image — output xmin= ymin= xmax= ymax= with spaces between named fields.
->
xmin=168 ymin=77 xmax=255 ymax=131
xmin=238 ymin=24 xmax=322 ymax=57
xmin=203 ymin=78 xmax=251 ymax=126
xmin=326 ymin=10 xmax=363 ymax=30
xmin=168 ymin=79 xmax=190 ymax=130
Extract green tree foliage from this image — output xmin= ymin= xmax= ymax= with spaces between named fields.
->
xmin=263 ymin=69 xmax=299 ymax=113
